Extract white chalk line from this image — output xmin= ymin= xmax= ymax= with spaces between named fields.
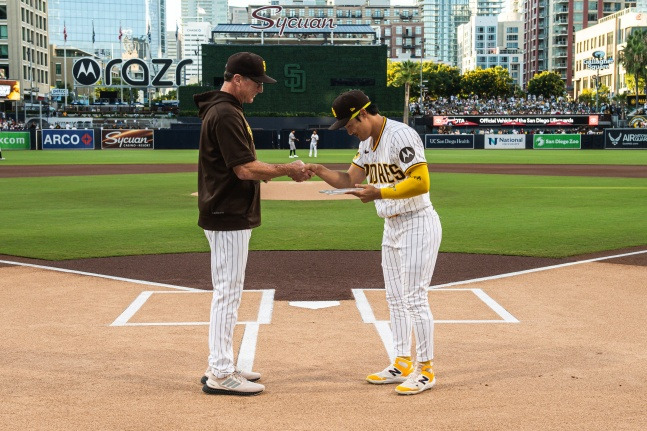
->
xmin=109 ymin=289 xmax=274 ymax=373
xmin=430 ymin=248 xmax=647 ymax=289
xmin=0 ymin=259 xmax=200 ymax=292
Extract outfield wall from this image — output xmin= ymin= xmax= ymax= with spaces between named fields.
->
xmin=4 ymin=130 xmax=647 ymax=151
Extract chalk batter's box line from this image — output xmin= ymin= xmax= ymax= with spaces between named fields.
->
xmin=110 ymin=289 xmax=275 ymax=327
xmin=352 ymin=288 xmax=520 ymax=324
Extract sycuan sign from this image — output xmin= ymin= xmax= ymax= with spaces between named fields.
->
xmin=251 ymin=6 xmax=336 ymax=36
xmin=101 ymin=129 xmax=154 ymax=149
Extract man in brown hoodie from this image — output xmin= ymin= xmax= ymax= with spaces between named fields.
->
xmin=195 ymin=52 xmax=312 ymax=396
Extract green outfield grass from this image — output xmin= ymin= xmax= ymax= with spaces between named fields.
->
xmin=1 ymin=168 xmax=645 ymax=260
xmin=3 ymin=148 xmax=647 ymax=166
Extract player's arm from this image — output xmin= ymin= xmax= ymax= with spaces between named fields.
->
xmin=380 ymin=163 xmax=429 ymax=199
xmin=234 ymin=160 xmax=312 ymax=182
xmin=346 ymin=163 xmax=429 ymax=203
xmin=310 ymin=163 xmax=365 ymax=189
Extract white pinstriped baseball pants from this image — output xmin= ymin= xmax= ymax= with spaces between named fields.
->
xmin=204 ymin=229 xmax=251 ymax=378
xmin=382 ymin=207 xmax=442 ymax=362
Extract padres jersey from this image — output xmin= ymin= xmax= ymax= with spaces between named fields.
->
xmin=352 ymin=118 xmax=432 ymax=218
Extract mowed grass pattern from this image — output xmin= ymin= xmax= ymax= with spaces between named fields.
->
xmin=3 ymin=148 xmax=647 ymax=165
xmin=1 ymin=155 xmax=646 ymax=259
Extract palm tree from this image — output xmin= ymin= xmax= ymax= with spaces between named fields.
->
xmin=618 ymin=29 xmax=647 ymax=109
xmin=390 ymin=60 xmax=420 ymax=125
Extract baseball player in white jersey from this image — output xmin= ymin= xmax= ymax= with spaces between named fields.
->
xmin=309 ymin=90 xmax=442 ymax=395
xmin=195 ymin=52 xmax=312 ymax=396
xmin=288 ymin=130 xmax=299 ymax=158
xmin=308 ymin=130 xmax=319 ymax=157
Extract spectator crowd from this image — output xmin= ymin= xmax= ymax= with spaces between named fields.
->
xmin=0 ymin=119 xmax=26 ymax=130
xmin=413 ymin=95 xmax=624 ymax=117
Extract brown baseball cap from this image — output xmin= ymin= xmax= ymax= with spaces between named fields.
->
xmin=329 ymin=90 xmax=372 ymax=130
xmin=225 ymin=52 xmax=277 ymax=84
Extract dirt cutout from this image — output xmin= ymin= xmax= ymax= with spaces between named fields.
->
xmin=1 ymin=258 xmax=646 ymax=431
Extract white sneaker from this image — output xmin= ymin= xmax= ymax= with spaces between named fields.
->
xmin=201 ymin=367 xmax=260 ymax=384
xmin=395 ymin=364 xmax=436 ymax=395
xmin=203 ymin=370 xmax=265 ymax=396
xmin=293 ymin=155 xmax=298 ymax=158
xmin=366 ymin=357 xmax=414 ymax=384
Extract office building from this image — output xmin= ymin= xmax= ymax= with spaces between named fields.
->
xmin=243 ymin=1 xmax=423 ymax=60
xmin=573 ymin=8 xmax=645 ymax=100
xmin=457 ymin=12 xmax=524 ymax=88
xmin=0 ymin=0 xmax=50 ymax=103
xmin=48 ymin=0 xmax=165 ymax=60
xmin=420 ymin=0 xmax=471 ymax=65
xmin=522 ymin=0 xmax=636 ymax=91
xmin=181 ymin=0 xmax=227 ymax=28
xmin=183 ymin=21 xmax=210 ymax=85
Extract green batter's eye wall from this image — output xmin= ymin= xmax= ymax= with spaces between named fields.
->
xmin=178 ymin=44 xmax=404 ymax=117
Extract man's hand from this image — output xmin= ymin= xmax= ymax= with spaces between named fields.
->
xmin=346 ymin=184 xmax=381 ymax=203
xmin=287 ymin=160 xmax=314 ymax=182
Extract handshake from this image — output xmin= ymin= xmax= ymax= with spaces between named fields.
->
xmin=285 ymin=160 xmax=317 ymax=182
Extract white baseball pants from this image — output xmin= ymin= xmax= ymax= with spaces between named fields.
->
xmin=204 ymin=229 xmax=251 ymax=378
xmin=381 ymin=207 xmax=442 ymax=362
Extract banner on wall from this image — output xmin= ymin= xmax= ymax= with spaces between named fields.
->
xmin=532 ymin=134 xmax=581 ymax=149
xmin=101 ymin=129 xmax=154 ymax=149
xmin=0 ymin=131 xmax=30 ymax=149
xmin=605 ymin=129 xmax=647 ymax=149
xmin=42 ymin=129 xmax=94 ymax=150
xmin=424 ymin=134 xmax=474 ymax=149
xmin=484 ymin=134 xmax=525 ymax=149
xmin=432 ymin=115 xmax=601 ymax=127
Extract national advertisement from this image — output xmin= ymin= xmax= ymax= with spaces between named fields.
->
xmin=101 ymin=129 xmax=154 ymax=149
xmin=532 ymin=134 xmax=581 ymax=149
xmin=0 ymin=131 xmax=30 ymax=150
xmin=604 ymin=129 xmax=647 ymax=149
xmin=424 ymin=134 xmax=474 ymax=149
xmin=42 ymin=129 xmax=94 ymax=150
xmin=484 ymin=134 xmax=525 ymax=149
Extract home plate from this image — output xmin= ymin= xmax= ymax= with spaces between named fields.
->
xmin=288 ymin=301 xmax=340 ymax=309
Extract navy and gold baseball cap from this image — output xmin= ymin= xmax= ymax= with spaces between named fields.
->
xmin=225 ymin=52 xmax=277 ymax=84
xmin=329 ymin=90 xmax=372 ymax=130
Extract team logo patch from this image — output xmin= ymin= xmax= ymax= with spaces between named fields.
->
xmin=399 ymin=147 xmax=415 ymax=163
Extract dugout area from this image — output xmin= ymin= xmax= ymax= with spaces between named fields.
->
xmin=1 ymin=252 xmax=646 ymax=431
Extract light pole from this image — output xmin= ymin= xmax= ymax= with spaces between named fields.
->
xmin=419 ymin=39 xmax=424 ymax=105
xmin=595 ymin=67 xmax=600 ymax=113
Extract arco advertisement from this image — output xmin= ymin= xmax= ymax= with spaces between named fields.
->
xmin=42 ymin=130 xmax=94 ymax=150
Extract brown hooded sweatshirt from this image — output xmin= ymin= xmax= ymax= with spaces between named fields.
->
xmin=194 ymin=90 xmax=260 ymax=231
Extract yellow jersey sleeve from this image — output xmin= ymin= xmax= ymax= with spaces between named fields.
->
xmin=380 ymin=163 xmax=429 ymax=199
